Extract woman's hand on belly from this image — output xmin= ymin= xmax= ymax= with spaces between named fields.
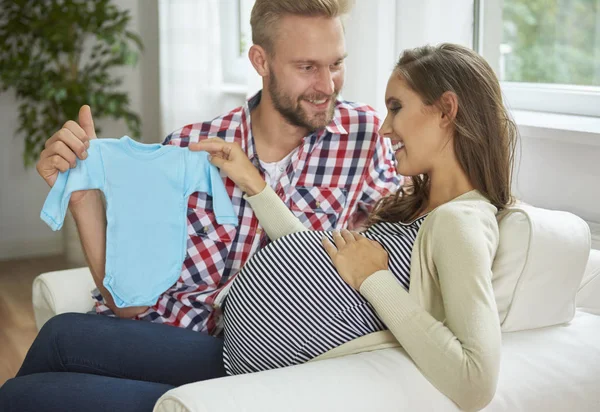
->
xmin=322 ymin=229 xmax=389 ymax=290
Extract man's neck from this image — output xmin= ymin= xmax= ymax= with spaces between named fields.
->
xmin=250 ymin=95 xmax=310 ymax=163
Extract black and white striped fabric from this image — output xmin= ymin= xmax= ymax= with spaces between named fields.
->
xmin=223 ymin=216 xmax=426 ymax=375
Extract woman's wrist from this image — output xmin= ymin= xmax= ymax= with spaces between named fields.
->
xmin=243 ymin=176 xmax=267 ymax=197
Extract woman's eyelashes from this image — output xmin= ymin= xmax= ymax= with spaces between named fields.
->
xmin=389 ymin=104 xmax=402 ymax=114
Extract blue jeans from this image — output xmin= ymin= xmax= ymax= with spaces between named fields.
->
xmin=0 ymin=312 xmax=226 ymax=411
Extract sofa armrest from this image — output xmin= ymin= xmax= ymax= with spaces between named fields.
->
xmin=153 ymin=348 xmax=458 ymax=412
xmin=32 ymin=267 xmax=96 ymax=330
xmin=577 ymin=249 xmax=600 ymax=314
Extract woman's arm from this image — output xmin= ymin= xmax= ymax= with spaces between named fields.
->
xmin=245 ymin=185 xmax=307 ymax=240
xmin=189 ymin=139 xmax=306 ymax=241
xmin=359 ymin=207 xmax=501 ymax=412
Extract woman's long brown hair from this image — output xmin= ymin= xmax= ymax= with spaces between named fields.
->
xmin=368 ymin=43 xmax=517 ymax=225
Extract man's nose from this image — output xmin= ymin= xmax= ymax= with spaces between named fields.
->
xmin=314 ymin=68 xmax=335 ymax=96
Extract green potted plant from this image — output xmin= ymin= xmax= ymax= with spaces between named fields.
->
xmin=0 ymin=0 xmax=143 ymax=167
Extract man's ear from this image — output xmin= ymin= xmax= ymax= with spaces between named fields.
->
xmin=439 ymin=91 xmax=459 ymax=127
xmin=249 ymin=45 xmax=270 ymax=78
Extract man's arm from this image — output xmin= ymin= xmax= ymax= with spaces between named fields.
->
xmin=70 ymin=192 xmax=147 ymax=318
xmin=70 ymin=192 xmax=110 ymax=306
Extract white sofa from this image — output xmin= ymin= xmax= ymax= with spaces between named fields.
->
xmin=32 ymin=204 xmax=600 ymax=412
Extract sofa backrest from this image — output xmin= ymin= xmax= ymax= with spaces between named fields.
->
xmin=492 ymin=203 xmax=591 ymax=332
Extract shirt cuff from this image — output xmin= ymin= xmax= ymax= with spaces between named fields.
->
xmin=243 ymin=182 xmax=272 ymax=202
xmin=360 ymin=270 xmax=419 ymax=324
xmin=244 ymin=185 xmax=306 ymax=240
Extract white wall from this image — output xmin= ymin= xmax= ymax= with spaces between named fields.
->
xmin=514 ymin=133 xmax=600 ymax=250
xmin=343 ymin=0 xmax=397 ymax=115
xmin=343 ymin=0 xmax=474 ymax=116
xmin=0 ymin=0 xmax=160 ymax=261
xmin=0 ymin=89 xmax=63 ymax=260
xmin=395 ymin=0 xmax=475 ymax=52
xmin=513 ymin=135 xmax=600 ymax=227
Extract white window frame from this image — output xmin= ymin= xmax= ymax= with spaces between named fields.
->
xmin=219 ymin=0 xmax=254 ymax=89
xmin=476 ymin=0 xmax=600 ymax=118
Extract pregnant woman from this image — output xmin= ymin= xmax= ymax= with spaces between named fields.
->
xmin=194 ymin=43 xmax=517 ymax=411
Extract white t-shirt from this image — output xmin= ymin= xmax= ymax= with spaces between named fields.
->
xmin=259 ymin=149 xmax=298 ymax=189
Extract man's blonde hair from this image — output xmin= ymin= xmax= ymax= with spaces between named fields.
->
xmin=250 ymin=0 xmax=354 ymax=55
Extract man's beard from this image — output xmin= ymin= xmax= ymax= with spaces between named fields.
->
xmin=268 ymin=72 xmax=338 ymax=132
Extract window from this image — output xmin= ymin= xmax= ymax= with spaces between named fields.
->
xmin=501 ymin=0 xmax=599 ymax=87
xmin=219 ymin=0 xmax=254 ymax=88
xmin=478 ymin=0 xmax=600 ymax=117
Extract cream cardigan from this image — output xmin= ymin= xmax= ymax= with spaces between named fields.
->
xmin=244 ymin=186 xmax=502 ymax=411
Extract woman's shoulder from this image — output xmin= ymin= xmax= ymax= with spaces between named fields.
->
xmin=430 ymin=190 xmax=497 ymax=223
xmin=424 ymin=191 xmax=499 ymax=242
xmin=423 ymin=191 xmax=500 ymax=258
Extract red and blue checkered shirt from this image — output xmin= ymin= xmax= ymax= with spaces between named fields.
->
xmin=92 ymin=91 xmax=401 ymax=334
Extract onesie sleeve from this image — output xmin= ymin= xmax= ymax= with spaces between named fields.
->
xmin=185 ymin=150 xmax=238 ymax=226
xmin=40 ymin=141 xmax=105 ymax=231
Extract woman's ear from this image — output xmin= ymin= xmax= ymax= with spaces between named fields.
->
xmin=439 ymin=91 xmax=459 ymax=128
xmin=248 ymin=45 xmax=269 ymax=77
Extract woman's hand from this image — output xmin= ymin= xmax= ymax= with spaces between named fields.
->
xmin=189 ymin=138 xmax=266 ymax=196
xmin=322 ymin=229 xmax=389 ymax=290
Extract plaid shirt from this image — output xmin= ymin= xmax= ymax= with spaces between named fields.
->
xmin=92 ymin=91 xmax=400 ymax=334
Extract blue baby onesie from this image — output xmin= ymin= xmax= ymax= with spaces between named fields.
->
xmin=41 ymin=136 xmax=238 ymax=308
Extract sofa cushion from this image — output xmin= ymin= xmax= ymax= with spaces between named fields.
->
xmin=154 ymin=312 xmax=600 ymax=412
xmin=576 ymin=249 xmax=600 ymax=315
xmin=492 ymin=203 xmax=590 ymax=332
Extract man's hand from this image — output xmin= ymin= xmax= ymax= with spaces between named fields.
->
xmin=113 ymin=305 xmax=149 ymax=319
xmin=36 ymin=105 xmax=97 ymax=205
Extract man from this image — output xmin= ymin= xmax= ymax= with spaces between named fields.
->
xmin=36 ymin=0 xmax=399 ymax=335
xmin=1 ymin=1 xmax=401 ymax=410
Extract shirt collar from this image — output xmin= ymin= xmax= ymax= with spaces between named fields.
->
xmin=324 ymin=110 xmax=347 ymax=135
xmin=240 ymin=92 xmax=260 ymax=164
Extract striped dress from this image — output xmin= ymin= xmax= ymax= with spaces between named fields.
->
xmin=222 ymin=216 xmax=426 ymax=375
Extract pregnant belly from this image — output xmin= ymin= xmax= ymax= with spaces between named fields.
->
xmin=222 ymin=231 xmax=387 ymax=375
